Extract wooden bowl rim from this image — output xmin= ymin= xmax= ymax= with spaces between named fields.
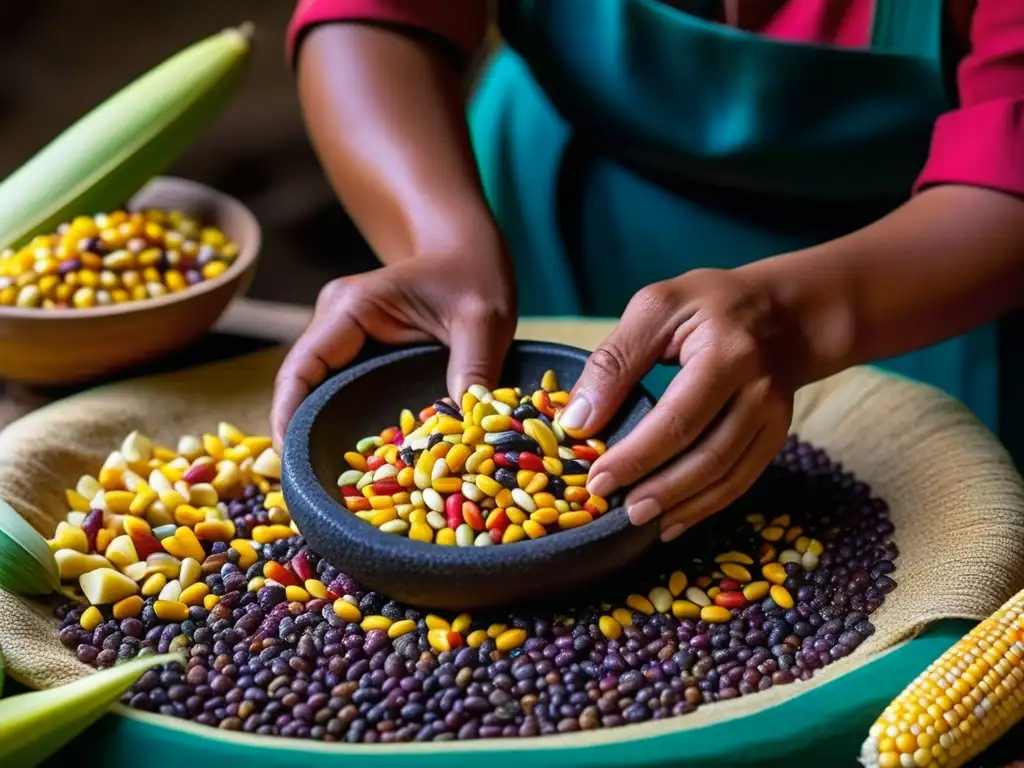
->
xmin=0 ymin=176 xmax=261 ymax=321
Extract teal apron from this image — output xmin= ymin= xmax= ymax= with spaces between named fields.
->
xmin=468 ymin=0 xmax=999 ymax=435
xmin=464 ymin=0 xmax=999 ymax=762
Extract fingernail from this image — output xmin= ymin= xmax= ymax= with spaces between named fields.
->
xmin=587 ymin=472 xmax=616 ymax=498
xmin=661 ymin=523 xmax=686 ymax=543
xmin=626 ymin=499 xmax=660 ymax=526
xmin=558 ymin=393 xmax=592 ymax=430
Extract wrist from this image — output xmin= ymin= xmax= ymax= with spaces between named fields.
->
xmin=737 ymin=250 xmax=858 ymax=386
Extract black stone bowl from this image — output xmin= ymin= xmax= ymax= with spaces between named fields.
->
xmin=282 ymin=340 xmax=658 ymax=612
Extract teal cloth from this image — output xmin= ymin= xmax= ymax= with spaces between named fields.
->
xmin=468 ymin=0 xmax=1000 ymax=433
xmin=464 ymin=1 xmax=996 ymax=759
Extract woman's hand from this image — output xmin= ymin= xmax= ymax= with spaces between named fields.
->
xmin=557 ymin=268 xmax=810 ymax=542
xmin=271 ymin=252 xmax=516 ymax=450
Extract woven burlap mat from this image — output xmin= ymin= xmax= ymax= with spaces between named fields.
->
xmin=2 ymin=321 xmax=1023 ymax=730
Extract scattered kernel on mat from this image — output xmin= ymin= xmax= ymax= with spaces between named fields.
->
xmin=49 ymin=427 xmax=901 ymax=747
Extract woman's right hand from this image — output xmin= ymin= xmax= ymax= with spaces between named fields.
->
xmin=270 ymin=252 xmax=517 ymax=450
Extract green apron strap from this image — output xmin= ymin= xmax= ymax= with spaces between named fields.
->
xmin=870 ymin=0 xmax=942 ymax=60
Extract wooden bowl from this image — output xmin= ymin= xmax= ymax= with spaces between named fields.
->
xmin=0 ymin=176 xmax=261 ymax=385
xmin=282 ymin=341 xmax=660 ymax=612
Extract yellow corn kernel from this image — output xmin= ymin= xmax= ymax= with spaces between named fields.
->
xmin=141 ymin=573 xmax=166 ymax=596
xmin=285 ymin=585 xmax=310 ymax=603
xmin=388 ymin=619 xmax=416 ymax=638
xmin=112 ymin=595 xmax=144 ymax=619
xmin=103 ymin=490 xmax=134 ymax=514
xmin=80 ymin=606 xmax=103 ymax=631
xmin=436 ymin=528 xmax=456 ymax=546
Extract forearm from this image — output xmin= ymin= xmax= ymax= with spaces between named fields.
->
xmin=296 ymin=24 xmax=501 ymax=264
xmin=743 ymin=185 xmax=1024 ymax=384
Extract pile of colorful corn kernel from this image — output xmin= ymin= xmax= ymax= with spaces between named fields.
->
xmin=0 ymin=209 xmax=237 ymax=309
xmin=48 ymin=424 xmax=286 ymax=632
xmin=55 ymin=428 xmax=901 ymax=742
xmin=337 ymin=371 xmax=609 ymax=545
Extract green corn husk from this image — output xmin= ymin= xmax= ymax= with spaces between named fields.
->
xmin=0 ymin=23 xmax=252 ymax=252
xmin=0 ymin=497 xmax=60 ymax=596
xmin=0 ymin=650 xmax=184 ymax=767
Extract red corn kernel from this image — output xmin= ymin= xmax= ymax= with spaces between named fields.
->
xmin=493 ymin=453 xmax=514 ymax=469
xmin=489 ymin=527 xmax=503 ymax=545
xmin=394 ymin=459 xmax=407 ymax=470
xmin=264 ymin=561 xmax=299 ymax=587
xmin=130 ymin=530 xmax=164 ymax=559
xmin=719 ymin=578 xmax=741 ymax=592
xmin=184 ymin=462 xmax=217 ymax=484
xmin=714 ymin=591 xmax=749 ymax=609
xmin=370 ymin=479 xmax=402 ymax=496
xmin=445 ymin=493 xmax=466 ymax=529
xmin=518 ymin=452 xmax=544 ymax=472
xmin=534 ymin=391 xmax=555 ymax=418
xmin=508 ymin=418 xmax=524 ymax=433
xmin=345 ymin=496 xmax=371 ymax=512
xmin=82 ymin=508 xmax=103 ymax=551
xmin=418 ymin=406 xmax=436 ymax=422
xmin=325 ymin=590 xmax=340 ymax=602
xmin=462 ymin=501 xmax=485 ymax=531
xmin=340 ymin=484 xmax=360 ymax=497
xmin=366 ymin=456 xmax=386 ymax=471
xmin=447 ymin=630 xmax=464 ymax=648
xmin=485 ymin=508 xmax=509 ymax=531
xmin=572 ymin=445 xmax=601 ymax=462
xmin=290 ymin=553 xmax=314 ymax=583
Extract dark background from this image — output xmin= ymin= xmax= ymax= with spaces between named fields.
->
xmin=0 ymin=1 xmax=379 ymax=306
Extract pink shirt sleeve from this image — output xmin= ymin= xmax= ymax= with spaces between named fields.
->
xmin=287 ymin=0 xmax=488 ymax=66
xmin=915 ymin=1 xmax=1024 ymax=197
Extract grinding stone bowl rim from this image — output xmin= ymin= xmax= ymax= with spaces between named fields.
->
xmin=282 ymin=341 xmax=658 ymax=576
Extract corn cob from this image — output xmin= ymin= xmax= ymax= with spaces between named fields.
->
xmin=0 ymin=23 xmax=252 ymax=252
xmin=860 ymin=588 xmax=1024 ymax=768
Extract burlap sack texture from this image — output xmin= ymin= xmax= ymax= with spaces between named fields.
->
xmin=1 ymin=319 xmax=1023 ymax=737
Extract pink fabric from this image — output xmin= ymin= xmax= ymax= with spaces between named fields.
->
xmin=287 ymin=0 xmax=1024 ymax=198
xmin=286 ymin=0 xmax=487 ymax=64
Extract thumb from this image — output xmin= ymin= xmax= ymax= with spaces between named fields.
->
xmin=558 ymin=296 xmax=673 ymax=437
xmin=445 ymin=311 xmax=511 ymax=402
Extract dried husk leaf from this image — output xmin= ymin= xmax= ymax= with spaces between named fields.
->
xmin=0 ymin=651 xmax=184 ymax=767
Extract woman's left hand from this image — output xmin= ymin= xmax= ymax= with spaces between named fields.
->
xmin=556 ymin=267 xmax=810 ymax=542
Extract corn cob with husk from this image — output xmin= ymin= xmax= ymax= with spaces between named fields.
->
xmin=860 ymin=588 xmax=1024 ymax=768
xmin=0 ymin=23 xmax=252 ymax=252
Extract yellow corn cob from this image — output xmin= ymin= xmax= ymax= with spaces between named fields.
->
xmin=860 ymin=587 xmax=1024 ymax=768
xmin=0 ymin=23 xmax=252 ymax=252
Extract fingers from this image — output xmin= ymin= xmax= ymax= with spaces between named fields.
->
xmin=585 ymin=349 xmax=740 ymax=499
xmin=445 ymin=302 xmax=515 ymax=401
xmin=622 ymin=380 xmax=769 ymax=525
xmin=270 ymin=307 xmax=366 ymax=453
xmin=558 ymin=286 xmax=679 ymax=438
xmin=658 ymin=421 xmax=789 ymax=542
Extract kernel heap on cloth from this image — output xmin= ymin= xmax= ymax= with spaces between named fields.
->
xmin=48 ymin=411 xmax=906 ymax=742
